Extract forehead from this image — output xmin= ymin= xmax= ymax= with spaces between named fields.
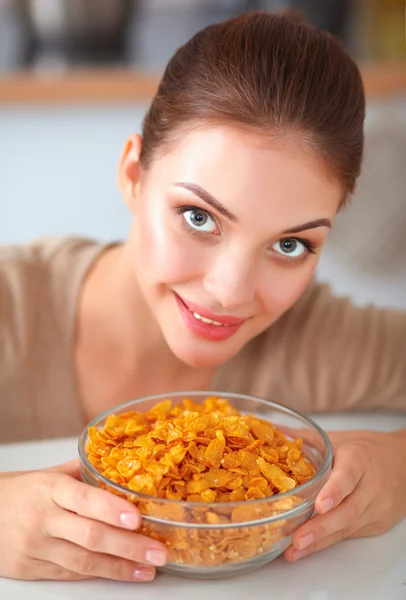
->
xmin=146 ymin=125 xmax=342 ymax=223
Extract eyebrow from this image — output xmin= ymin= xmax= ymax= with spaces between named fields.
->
xmin=173 ymin=181 xmax=332 ymax=233
xmin=173 ymin=182 xmax=238 ymax=222
xmin=282 ymin=219 xmax=332 ymax=233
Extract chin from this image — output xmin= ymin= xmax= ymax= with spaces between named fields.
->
xmin=168 ymin=337 xmax=242 ymax=369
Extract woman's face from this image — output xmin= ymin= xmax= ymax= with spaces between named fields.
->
xmin=120 ymin=126 xmax=342 ymax=368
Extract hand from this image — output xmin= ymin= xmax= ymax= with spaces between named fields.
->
xmin=0 ymin=459 xmax=168 ymax=581
xmin=284 ymin=429 xmax=406 ymax=562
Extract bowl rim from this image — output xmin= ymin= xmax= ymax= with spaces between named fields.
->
xmin=78 ymin=390 xmax=333 ymax=515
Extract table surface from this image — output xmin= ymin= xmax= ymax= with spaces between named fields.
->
xmin=1 ymin=412 xmax=406 ymax=600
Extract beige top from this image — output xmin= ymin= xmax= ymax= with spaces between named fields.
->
xmin=0 ymin=237 xmax=405 ymax=444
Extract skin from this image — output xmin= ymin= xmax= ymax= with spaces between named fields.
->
xmin=121 ymin=128 xmax=337 ymax=369
xmin=1 ymin=125 xmax=405 ymax=581
xmin=76 ymin=126 xmax=339 ymax=422
xmin=0 ymin=461 xmax=161 ymax=581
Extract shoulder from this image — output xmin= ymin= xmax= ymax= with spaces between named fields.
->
xmin=258 ymin=276 xmax=405 ymax=356
xmin=0 ymin=236 xmax=99 ymax=304
xmin=0 ymin=235 xmax=99 ymax=268
xmin=0 ymin=238 xmax=50 ymax=335
xmin=0 ymin=236 xmax=101 ymax=371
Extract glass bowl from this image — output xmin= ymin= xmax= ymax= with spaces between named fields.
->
xmin=78 ymin=391 xmax=333 ymax=579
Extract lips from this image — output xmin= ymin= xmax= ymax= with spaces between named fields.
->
xmin=176 ymin=295 xmax=246 ymax=326
xmin=174 ymin=293 xmax=246 ymax=342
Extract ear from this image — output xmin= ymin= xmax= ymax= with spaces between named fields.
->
xmin=118 ymin=133 xmax=143 ymax=212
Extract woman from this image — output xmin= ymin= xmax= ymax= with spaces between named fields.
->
xmin=0 ymin=11 xmax=405 ymax=583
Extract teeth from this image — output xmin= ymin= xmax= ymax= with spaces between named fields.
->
xmin=192 ymin=311 xmax=225 ymax=326
xmin=201 ymin=316 xmax=222 ymax=326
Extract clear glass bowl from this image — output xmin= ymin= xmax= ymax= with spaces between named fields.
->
xmin=78 ymin=391 xmax=333 ymax=579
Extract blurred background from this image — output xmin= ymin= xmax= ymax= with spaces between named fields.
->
xmin=0 ymin=0 xmax=405 ymax=308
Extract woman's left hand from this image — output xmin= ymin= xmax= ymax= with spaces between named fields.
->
xmin=284 ymin=429 xmax=406 ymax=562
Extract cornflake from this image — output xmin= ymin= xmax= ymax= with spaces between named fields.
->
xmin=86 ymin=397 xmax=316 ymax=567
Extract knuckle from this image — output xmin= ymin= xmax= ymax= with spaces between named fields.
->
xmin=28 ymin=502 xmax=47 ymax=528
xmin=352 ymin=441 xmax=372 ymax=465
xmin=344 ymin=465 xmax=361 ymax=489
xmin=58 ymin=568 xmax=86 ymax=581
xmin=111 ymin=556 xmax=131 ymax=580
xmin=32 ymin=472 xmax=53 ymax=499
xmin=18 ymin=533 xmax=38 ymax=557
xmin=126 ymin=542 xmax=143 ymax=563
xmin=44 ymin=472 xmax=73 ymax=504
xmin=317 ymin=517 xmax=342 ymax=541
xmin=339 ymin=525 xmax=352 ymax=540
xmin=343 ymin=501 xmax=361 ymax=524
xmin=317 ymin=521 xmax=331 ymax=540
xmin=81 ymin=523 xmax=103 ymax=550
xmin=310 ymin=514 xmax=330 ymax=539
xmin=74 ymin=482 xmax=90 ymax=510
xmin=73 ymin=550 xmax=96 ymax=575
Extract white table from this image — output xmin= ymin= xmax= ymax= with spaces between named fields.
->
xmin=1 ymin=412 xmax=406 ymax=600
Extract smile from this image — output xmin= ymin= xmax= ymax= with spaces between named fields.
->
xmin=174 ymin=293 xmax=246 ymax=341
xmin=189 ymin=311 xmax=228 ymax=327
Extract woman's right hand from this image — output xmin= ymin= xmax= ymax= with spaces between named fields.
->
xmin=0 ymin=459 xmax=168 ymax=581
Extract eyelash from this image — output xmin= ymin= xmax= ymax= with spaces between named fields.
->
xmin=281 ymin=238 xmax=316 ymax=260
xmin=175 ymin=205 xmax=316 ymax=261
xmin=176 ymin=205 xmax=220 ymax=237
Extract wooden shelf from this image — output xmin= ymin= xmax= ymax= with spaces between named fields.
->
xmin=0 ymin=69 xmax=159 ymax=105
xmin=0 ymin=62 xmax=405 ymax=105
xmin=360 ymin=61 xmax=406 ymax=99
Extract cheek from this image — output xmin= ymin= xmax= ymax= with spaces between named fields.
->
xmin=135 ymin=210 xmax=207 ymax=285
xmin=259 ymin=264 xmax=316 ymax=317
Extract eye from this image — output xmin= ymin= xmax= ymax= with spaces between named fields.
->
xmin=182 ymin=209 xmax=217 ymax=233
xmin=272 ymin=237 xmax=308 ymax=259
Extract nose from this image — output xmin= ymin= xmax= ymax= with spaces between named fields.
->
xmin=202 ymin=248 xmax=256 ymax=311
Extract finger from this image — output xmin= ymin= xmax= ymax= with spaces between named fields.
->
xmin=22 ymin=557 xmax=96 ymax=581
xmin=36 ymin=538 xmax=156 ymax=582
xmin=284 ymin=528 xmax=348 ymax=562
xmin=46 ymin=568 xmax=94 ymax=581
xmin=50 ymin=475 xmax=142 ymax=531
xmin=314 ymin=445 xmax=364 ymax=515
xmin=45 ymin=511 xmax=168 ymax=567
xmin=288 ymin=483 xmax=369 ymax=555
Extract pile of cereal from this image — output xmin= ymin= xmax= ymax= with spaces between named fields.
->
xmin=86 ymin=396 xmax=316 ymax=567
xmin=87 ymin=396 xmax=315 ymax=502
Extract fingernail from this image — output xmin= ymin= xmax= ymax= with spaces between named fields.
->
xmin=320 ymin=498 xmax=334 ymax=514
xmin=296 ymin=533 xmax=313 ymax=550
xmin=291 ymin=550 xmax=304 ymax=561
xmin=145 ymin=549 xmax=167 ymax=566
xmin=120 ymin=511 xmax=140 ymax=529
xmin=133 ymin=567 xmax=155 ymax=581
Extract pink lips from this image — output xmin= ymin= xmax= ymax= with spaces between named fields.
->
xmin=174 ymin=293 xmax=246 ymax=341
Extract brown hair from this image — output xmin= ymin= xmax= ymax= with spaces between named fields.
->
xmin=140 ymin=11 xmax=365 ymax=198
